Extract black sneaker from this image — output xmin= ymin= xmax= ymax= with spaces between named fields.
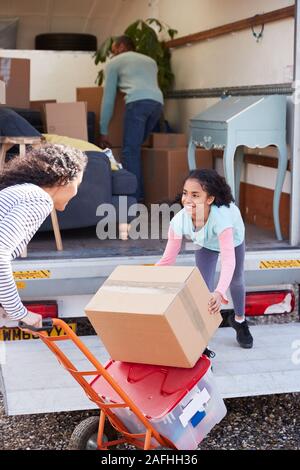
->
xmin=228 ymin=313 xmax=253 ymax=349
xmin=203 ymin=347 xmax=216 ymax=359
xmin=202 ymin=348 xmax=215 ymax=372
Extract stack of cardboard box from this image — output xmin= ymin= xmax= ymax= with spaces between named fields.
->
xmin=76 ymin=86 xmax=213 ymax=205
xmin=76 ymin=86 xmax=124 ymax=159
xmin=85 ymin=265 xmax=222 ymax=368
xmin=85 ymin=264 xmax=225 ymax=449
xmin=44 ymin=102 xmax=88 ymax=141
xmin=142 ymin=135 xmax=213 ymax=206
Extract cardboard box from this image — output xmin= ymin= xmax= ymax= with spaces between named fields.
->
xmin=142 ymin=136 xmax=151 ymax=147
xmin=239 ymin=182 xmax=290 ymax=238
xmin=30 ymin=100 xmax=57 ymax=132
xmin=0 ymin=80 xmax=5 ymax=104
xmin=0 ymin=58 xmax=30 ymax=108
xmin=85 ymin=265 xmax=222 ymax=368
xmin=142 ymin=147 xmax=213 ymax=205
xmin=30 ymin=99 xmax=56 ymax=113
xmin=45 ymin=102 xmax=88 ymax=141
xmin=76 ymin=87 xmax=125 ymax=147
xmin=245 ymin=146 xmax=278 ymax=158
xmin=149 ymin=133 xmax=187 ymax=148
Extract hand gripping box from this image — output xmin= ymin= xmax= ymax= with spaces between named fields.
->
xmin=85 ymin=266 xmax=222 ymax=368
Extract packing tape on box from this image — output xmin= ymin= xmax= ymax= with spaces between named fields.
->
xmin=179 ymin=287 xmax=210 ymax=341
xmin=103 ymin=279 xmax=184 ymax=295
xmin=103 ymin=279 xmax=210 ymax=339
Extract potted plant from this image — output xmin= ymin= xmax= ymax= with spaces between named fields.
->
xmin=93 ymin=18 xmax=177 ymax=97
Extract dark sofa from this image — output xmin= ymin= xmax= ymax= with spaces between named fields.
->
xmin=0 ymin=107 xmax=137 ymax=231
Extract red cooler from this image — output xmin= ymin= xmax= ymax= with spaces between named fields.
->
xmin=91 ymin=355 xmax=226 ymax=450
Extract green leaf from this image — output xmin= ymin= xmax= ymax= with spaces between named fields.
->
xmin=168 ymin=28 xmax=178 ymax=39
xmin=95 ymin=69 xmax=104 ymax=86
xmin=95 ymin=17 xmax=175 ymax=94
xmin=137 ymin=23 xmax=159 ymax=58
xmin=94 ymin=37 xmax=114 ymax=64
xmin=125 ymin=20 xmax=143 ymax=38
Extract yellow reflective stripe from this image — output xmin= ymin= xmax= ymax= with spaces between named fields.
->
xmin=13 ymin=270 xmax=51 ymax=280
xmin=259 ymin=260 xmax=300 ymax=269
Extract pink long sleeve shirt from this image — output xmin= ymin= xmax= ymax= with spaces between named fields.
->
xmin=156 ymin=204 xmax=245 ymax=303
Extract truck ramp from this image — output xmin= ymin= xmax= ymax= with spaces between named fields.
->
xmin=0 ymin=323 xmax=299 ymax=415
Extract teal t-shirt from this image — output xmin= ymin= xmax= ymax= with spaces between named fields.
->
xmin=170 ymin=203 xmax=245 ymax=252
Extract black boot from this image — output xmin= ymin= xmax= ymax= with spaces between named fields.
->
xmin=228 ymin=313 xmax=253 ymax=349
xmin=203 ymin=347 xmax=216 ymax=359
xmin=202 ymin=347 xmax=215 ymax=372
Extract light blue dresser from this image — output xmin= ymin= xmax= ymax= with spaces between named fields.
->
xmin=188 ymin=95 xmax=288 ymax=240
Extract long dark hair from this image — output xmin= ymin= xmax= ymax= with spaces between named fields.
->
xmin=184 ymin=169 xmax=234 ymax=207
xmin=0 ymin=143 xmax=87 ymax=190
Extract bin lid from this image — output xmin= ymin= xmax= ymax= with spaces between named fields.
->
xmin=91 ymin=355 xmax=210 ymax=419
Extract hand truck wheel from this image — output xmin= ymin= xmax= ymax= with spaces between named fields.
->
xmin=68 ymin=416 xmax=118 ymax=450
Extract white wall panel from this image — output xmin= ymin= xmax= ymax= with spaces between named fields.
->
xmin=0 ymin=49 xmax=98 ymax=102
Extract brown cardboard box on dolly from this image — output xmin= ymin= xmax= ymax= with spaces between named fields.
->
xmin=85 ymin=265 xmax=222 ymax=368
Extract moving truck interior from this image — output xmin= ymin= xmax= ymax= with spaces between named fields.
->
xmin=0 ymin=0 xmax=299 ymax=416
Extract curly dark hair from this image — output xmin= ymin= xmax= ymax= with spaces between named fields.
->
xmin=0 ymin=143 xmax=87 ymax=189
xmin=185 ymin=169 xmax=234 ymax=207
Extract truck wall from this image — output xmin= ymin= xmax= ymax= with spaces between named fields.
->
xmin=0 ymin=0 xmax=127 ymax=50
xmin=111 ymin=0 xmax=294 ymax=203
xmin=1 ymin=1 xmax=293 ymax=119
xmin=0 ymin=49 xmax=98 ymax=102
xmin=0 ymin=0 xmax=294 ymax=205
xmin=109 ymin=0 xmax=294 ymax=131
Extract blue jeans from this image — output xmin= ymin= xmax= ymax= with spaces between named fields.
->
xmin=122 ymin=99 xmax=163 ymax=200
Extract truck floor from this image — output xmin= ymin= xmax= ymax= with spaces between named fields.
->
xmin=25 ymin=223 xmax=294 ymax=261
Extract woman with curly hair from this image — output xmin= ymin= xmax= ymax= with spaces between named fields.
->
xmin=156 ymin=168 xmax=253 ymax=349
xmin=0 ymin=143 xmax=87 ymax=330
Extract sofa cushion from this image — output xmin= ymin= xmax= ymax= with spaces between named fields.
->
xmin=40 ymin=151 xmax=113 ymax=231
xmin=0 ymin=107 xmax=41 ymax=136
xmin=7 ymin=107 xmax=96 ymax=143
xmin=111 ymin=168 xmax=137 ymax=196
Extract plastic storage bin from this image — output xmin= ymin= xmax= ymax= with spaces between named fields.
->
xmin=91 ymin=355 xmax=227 ymax=450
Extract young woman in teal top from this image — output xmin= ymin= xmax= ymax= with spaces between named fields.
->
xmin=157 ymin=169 xmax=253 ymax=349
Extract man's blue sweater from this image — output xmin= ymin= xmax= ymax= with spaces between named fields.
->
xmin=100 ymin=51 xmax=164 ymax=134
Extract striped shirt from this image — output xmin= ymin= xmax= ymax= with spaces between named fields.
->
xmin=0 ymin=183 xmax=53 ymax=320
